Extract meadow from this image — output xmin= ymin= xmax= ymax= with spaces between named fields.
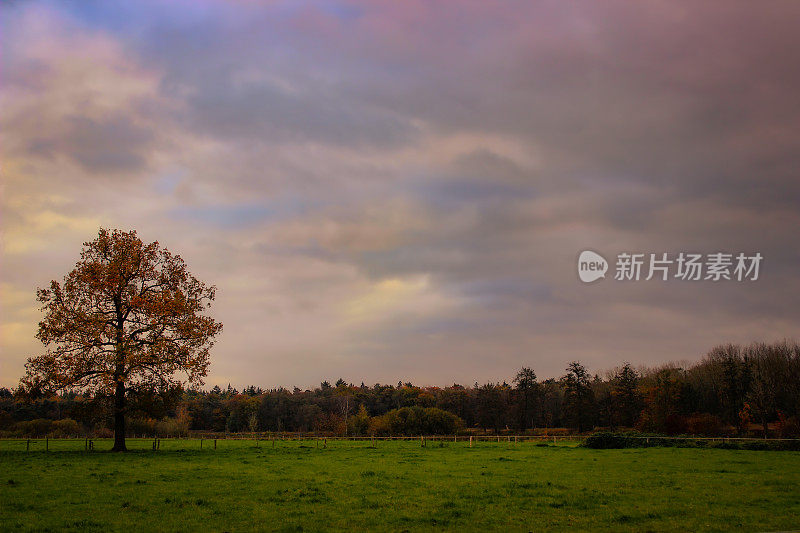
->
xmin=1 ymin=438 xmax=799 ymax=532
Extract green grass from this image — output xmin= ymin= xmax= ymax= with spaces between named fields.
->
xmin=1 ymin=438 xmax=799 ymax=531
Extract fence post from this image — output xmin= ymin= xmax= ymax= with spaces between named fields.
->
xmin=469 ymin=436 xmax=473 ymax=448
xmin=26 ymin=439 xmax=30 ymax=452
xmin=85 ymin=437 xmax=88 ymax=451
xmin=46 ymin=437 xmax=49 ymax=451
xmin=214 ymin=439 xmax=217 ymax=450
xmin=200 ymin=438 xmax=203 ymax=450
xmin=371 ymin=435 xmax=374 ymax=448
xmin=157 ymin=438 xmax=161 ymax=450
xmin=324 ymin=438 xmax=327 ymax=449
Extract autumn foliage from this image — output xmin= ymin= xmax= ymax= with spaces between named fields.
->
xmin=21 ymin=228 xmax=222 ymax=450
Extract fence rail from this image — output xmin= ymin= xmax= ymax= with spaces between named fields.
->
xmin=2 ymin=434 xmax=799 ymax=453
xmin=3 ymin=435 xmax=800 ymax=441
xmin=0 ymin=435 xmax=581 ymax=452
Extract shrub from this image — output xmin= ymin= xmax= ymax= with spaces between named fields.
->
xmin=14 ymin=419 xmax=53 ymax=437
xmin=583 ymin=432 xmax=638 ymax=449
xmin=738 ymin=440 xmax=800 ymax=451
xmin=778 ymin=416 xmax=800 ymax=438
xmin=347 ymin=405 xmax=370 ymax=436
xmin=368 ymin=407 xmax=463 ymax=436
xmin=583 ymin=432 xmax=701 ymax=449
xmin=94 ymin=427 xmax=114 ymax=438
xmin=584 ymin=432 xmax=800 ymax=451
xmin=51 ymin=418 xmax=81 ymax=437
xmin=128 ymin=415 xmax=189 ymax=437
xmin=685 ymin=413 xmax=724 ymax=436
xmin=532 ymin=428 xmax=571 ymax=436
xmin=156 ymin=416 xmax=189 ymax=437
xmin=664 ymin=414 xmax=688 ymax=435
xmin=128 ymin=417 xmax=158 ymax=437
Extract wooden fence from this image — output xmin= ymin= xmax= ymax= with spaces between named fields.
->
xmin=2 ymin=434 xmax=799 ymax=452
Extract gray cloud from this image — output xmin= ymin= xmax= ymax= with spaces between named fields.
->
xmin=2 ymin=0 xmax=799 ymax=388
xmin=56 ymin=115 xmax=153 ymax=173
xmin=183 ymin=77 xmax=418 ymax=148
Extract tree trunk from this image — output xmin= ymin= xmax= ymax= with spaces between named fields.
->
xmin=112 ymin=380 xmax=127 ymax=451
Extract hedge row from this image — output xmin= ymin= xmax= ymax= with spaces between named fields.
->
xmin=583 ymin=432 xmax=800 ymax=451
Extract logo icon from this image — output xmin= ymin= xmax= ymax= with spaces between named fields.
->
xmin=578 ymin=250 xmax=608 ymax=283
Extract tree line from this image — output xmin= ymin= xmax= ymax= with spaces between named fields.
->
xmin=3 ymin=341 xmax=798 ymax=438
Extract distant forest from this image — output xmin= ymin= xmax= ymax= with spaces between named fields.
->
xmin=2 ymin=341 xmax=799 ymax=438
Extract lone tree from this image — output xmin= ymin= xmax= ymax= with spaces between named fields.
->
xmin=21 ymin=229 xmax=222 ymax=451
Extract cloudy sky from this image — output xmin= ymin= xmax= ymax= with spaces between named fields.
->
xmin=2 ymin=0 xmax=799 ymax=389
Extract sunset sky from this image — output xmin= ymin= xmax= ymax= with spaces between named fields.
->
xmin=2 ymin=1 xmax=799 ymax=389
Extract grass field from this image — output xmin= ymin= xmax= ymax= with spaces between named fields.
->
xmin=1 ymin=438 xmax=799 ymax=532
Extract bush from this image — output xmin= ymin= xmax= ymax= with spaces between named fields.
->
xmin=347 ymin=405 xmax=370 ymax=436
xmin=368 ymin=407 xmax=463 ymax=436
xmin=738 ymin=440 xmax=800 ymax=451
xmin=14 ymin=419 xmax=53 ymax=437
xmin=664 ymin=414 xmax=688 ymax=435
xmin=128 ymin=417 xmax=158 ymax=437
xmin=156 ymin=416 xmax=189 ymax=437
xmin=685 ymin=413 xmax=724 ymax=436
xmin=584 ymin=432 xmax=800 ymax=451
xmin=94 ymin=427 xmax=114 ymax=438
xmin=583 ymin=432 xmax=705 ymax=449
xmin=128 ymin=415 xmax=189 ymax=437
xmin=583 ymin=432 xmax=641 ymax=449
xmin=51 ymin=418 xmax=81 ymax=437
xmin=532 ymin=428 xmax=571 ymax=436
xmin=778 ymin=416 xmax=800 ymax=438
